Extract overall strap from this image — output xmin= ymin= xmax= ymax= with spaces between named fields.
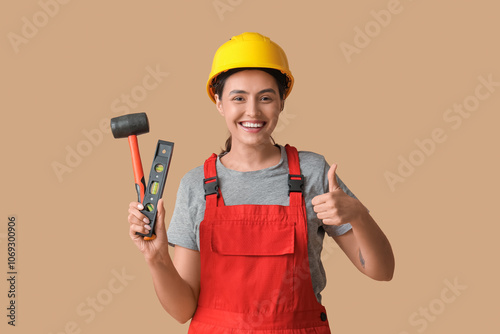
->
xmin=285 ymin=144 xmax=304 ymax=207
xmin=203 ymin=153 xmax=223 ymax=208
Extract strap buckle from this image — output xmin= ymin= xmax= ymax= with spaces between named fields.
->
xmin=203 ymin=176 xmax=219 ymax=199
xmin=288 ymin=174 xmax=304 ymax=196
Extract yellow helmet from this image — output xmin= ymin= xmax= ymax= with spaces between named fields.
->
xmin=207 ymin=32 xmax=294 ymax=103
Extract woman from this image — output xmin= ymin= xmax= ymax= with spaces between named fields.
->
xmin=128 ymin=32 xmax=395 ymax=333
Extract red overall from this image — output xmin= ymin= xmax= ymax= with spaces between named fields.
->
xmin=188 ymin=145 xmax=331 ymax=333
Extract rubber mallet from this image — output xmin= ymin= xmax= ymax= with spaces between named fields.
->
xmin=110 ymin=112 xmax=149 ymax=204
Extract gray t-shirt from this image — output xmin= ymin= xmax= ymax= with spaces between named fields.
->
xmin=167 ymin=145 xmax=361 ymax=304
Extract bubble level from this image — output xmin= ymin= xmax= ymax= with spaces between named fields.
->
xmin=150 ymin=181 xmax=159 ymax=195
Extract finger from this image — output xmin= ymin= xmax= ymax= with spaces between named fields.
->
xmin=128 ymin=207 xmax=149 ymax=226
xmin=316 ymin=211 xmax=330 ymax=220
xmin=311 ymin=193 xmax=328 ymax=206
xmin=155 ymin=199 xmax=167 ymax=236
xmin=312 ymin=202 xmax=330 ymax=214
xmin=129 ymin=221 xmax=150 ymax=238
xmin=129 ymin=202 xmax=144 ymax=210
xmin=328 ymin=163 xmax=340 ymax=193
xmin=128 ymin=202 xmax=147 ymax=223
xmin=316 ymin=208 xmax=338 ymax=220
xmin=321 ymin=218 xmax=341 ymax=226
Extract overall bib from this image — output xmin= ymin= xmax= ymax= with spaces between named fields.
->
xmin=188 ymin=145 xmax=331 ymax=333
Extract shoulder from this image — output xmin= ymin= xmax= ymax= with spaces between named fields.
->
xmin=281 ymin=145 xmax=327 ymax=175
xmin=298 ymin=149 xmax=327 ymax=167
xmin=178 ymin=164 xmax=205 ymax=193
xmin=297 ymin=149 xmax=328 ymax=175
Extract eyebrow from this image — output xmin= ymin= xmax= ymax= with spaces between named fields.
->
xmin=228 ymin=88 xmax=277 ymax=95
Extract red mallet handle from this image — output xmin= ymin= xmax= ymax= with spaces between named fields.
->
xmin=127 ymin=135 xmax=146 ymax=203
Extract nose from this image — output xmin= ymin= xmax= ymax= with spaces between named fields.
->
xmin=245 ymin=97 xmax=261 ymax=117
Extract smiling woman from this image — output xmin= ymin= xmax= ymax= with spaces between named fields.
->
xmin=126 ymin=32 xmax=395 ymax=333
xmin=212 ymin=67 xmax=289 ymax=154
xmin=214 ymin=69 xmax=285 ymax=161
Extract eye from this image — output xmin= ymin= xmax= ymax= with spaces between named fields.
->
xmin=232 ymin=96 xmax=245 ymax=102
xmin=260 ymin=96 xmax=272 ymax=102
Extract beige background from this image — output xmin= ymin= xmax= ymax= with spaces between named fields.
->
xmin=1 ymin=0 xmax=499 ymax=333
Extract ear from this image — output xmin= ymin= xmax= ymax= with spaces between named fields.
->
xmin=215 ymin=94 xmax=224 ymax=116
xmin=280 ymin=99 xmax=285 ymax=112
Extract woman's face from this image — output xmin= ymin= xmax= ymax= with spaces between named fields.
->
xmin=215 ymin=69 xmax=284 ymax=149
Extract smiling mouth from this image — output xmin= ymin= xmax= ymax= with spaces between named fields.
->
xmin=240 ymin=121 xmax=266 ymax=128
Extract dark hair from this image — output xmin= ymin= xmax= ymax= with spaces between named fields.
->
xmin=212 ymin=67 xmax=289 ymax=154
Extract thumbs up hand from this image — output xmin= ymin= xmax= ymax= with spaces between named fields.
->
xmin=312 ymin=163 xmax=364 ymax=226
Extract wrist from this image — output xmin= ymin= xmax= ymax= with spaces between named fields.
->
xmin=145 ymin=250 xmax=172 ymax=268
xmin=349 ymin=202 xmax=370 ymax=229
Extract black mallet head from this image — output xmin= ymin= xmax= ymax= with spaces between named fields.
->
xmin=110 ymin=112 xmax=150 ymax=139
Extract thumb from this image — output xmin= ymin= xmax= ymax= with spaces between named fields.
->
xmin=155 ymin=198 xmax=167 ymax=237
xmin=328 ymin=163 xmax=340 ymax=192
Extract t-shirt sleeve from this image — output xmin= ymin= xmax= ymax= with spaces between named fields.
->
xmin=321 ymin=159 xmax=368 ymax=237
xmin=167 ymin=173 xmax=200 ymax=251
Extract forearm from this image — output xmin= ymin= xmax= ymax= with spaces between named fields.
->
xmin=350 ymin=209 xmax=395 ymax=281
xmin=146 ymin=255 xmax=198 ymax=324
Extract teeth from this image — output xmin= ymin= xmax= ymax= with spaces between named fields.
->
xmin=241 ymin=122 xmax=263 ymax=128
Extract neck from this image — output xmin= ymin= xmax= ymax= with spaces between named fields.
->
xmin=221 ymin=141 xmax=280 ymax=172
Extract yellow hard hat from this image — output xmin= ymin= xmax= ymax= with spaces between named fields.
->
xmin=207 ymin=32 xmax=294 ymax=103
